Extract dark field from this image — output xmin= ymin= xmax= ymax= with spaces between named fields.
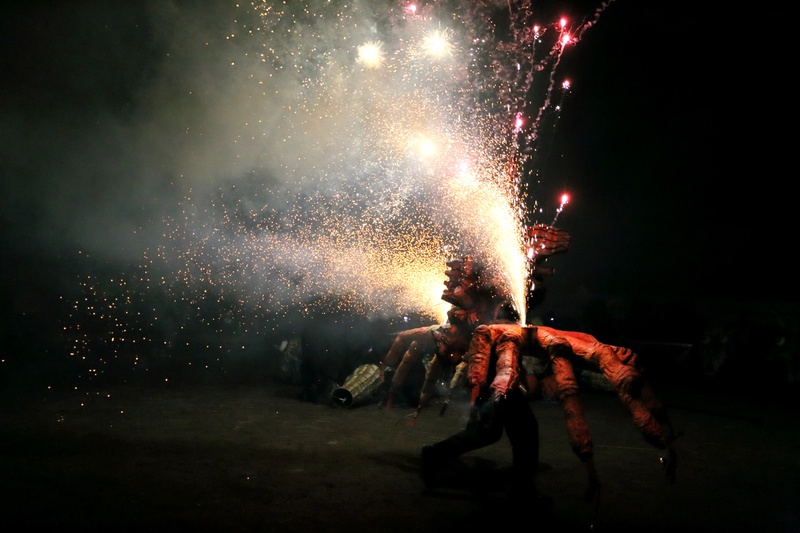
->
xmin=1 ymin=367 xmax=798 ymax=533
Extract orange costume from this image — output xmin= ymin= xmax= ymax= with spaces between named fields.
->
xmin=465 ymin=323 xmax=677 ymax=491
xmin=379 ymin=325 xmax=440 ymax=409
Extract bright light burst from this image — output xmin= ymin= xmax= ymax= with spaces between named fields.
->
xmin=357 ymin=41 xmax=384 ymax=68
xmin=63 ymin=0 xmax=616 ymax=384
xmin=421 ymin=28 xmax=454 ymax=59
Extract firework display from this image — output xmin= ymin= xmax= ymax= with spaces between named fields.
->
xmin=61 ymin=1 xmax=613 ymax=388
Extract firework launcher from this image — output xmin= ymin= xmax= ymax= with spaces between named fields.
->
xmin=331 ymin=363 xmax=383 ymax=408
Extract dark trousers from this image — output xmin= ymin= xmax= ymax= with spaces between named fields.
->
xmin=427 ymin=388 xmax=539 ymax=486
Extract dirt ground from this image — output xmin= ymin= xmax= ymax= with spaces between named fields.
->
xmin=1 ymin=373 xmax=798 ymax=533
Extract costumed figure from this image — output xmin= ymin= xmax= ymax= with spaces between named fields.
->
xmin=411 ymin=226 xmax=570 ymax=418
xmin=359 ymin=255 xmax=518 ymax=410
xmin=420 ymin=322 xmax=540 ymax=496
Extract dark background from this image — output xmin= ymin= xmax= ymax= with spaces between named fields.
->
xmin=534 ymin=1 xmax=783 ymax=307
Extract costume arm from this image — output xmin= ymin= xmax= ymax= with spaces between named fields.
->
xmin=490 ymin=326 xmax=523 ymax=399
xmin=466 ymin=325 xmax=493 ymax=403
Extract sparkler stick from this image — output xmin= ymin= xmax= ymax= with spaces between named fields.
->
xmin=551 ymin=193 xmax=569 ymax=226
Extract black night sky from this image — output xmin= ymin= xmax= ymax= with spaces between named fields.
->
xmin=0 ymin=1 xmax=791 ymax=390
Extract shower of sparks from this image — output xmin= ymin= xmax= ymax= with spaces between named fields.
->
xmin=62 ymin=0 xmax=615 ymax=386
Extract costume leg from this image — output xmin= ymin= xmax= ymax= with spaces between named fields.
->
xmin=551 ymin=356 xmax=593 ymax=461
xmin=600 ymin=345 xmax=673 ymax=449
